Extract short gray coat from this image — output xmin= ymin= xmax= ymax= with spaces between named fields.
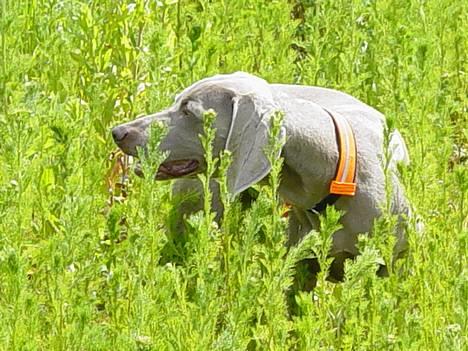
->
xmin=112 ymin=72 xmax=409 ymax=261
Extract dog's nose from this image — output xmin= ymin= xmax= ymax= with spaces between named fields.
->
xmin=112 ymin=126 xmax=128 ymax=143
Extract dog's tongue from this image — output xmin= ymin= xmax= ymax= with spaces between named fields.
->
xmin=156 ymin=159 xmax=199 ymax=179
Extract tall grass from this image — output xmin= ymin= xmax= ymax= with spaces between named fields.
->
xmin=0 ymin=0 xmax=466 ymax=349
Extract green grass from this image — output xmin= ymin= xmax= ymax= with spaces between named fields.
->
xmin=0 ymin=0 xmax=466 ymax=350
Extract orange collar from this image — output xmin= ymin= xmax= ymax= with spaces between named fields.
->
xmin=283 ymin=108 xmax=358 ymax=217
xmin=323 ymin=108 xmax=357 ymax=196
xmin=302 ymin=108 xmax=358 ymax=215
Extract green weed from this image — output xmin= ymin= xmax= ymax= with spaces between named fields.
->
xmin=0 ymin=0 xmax=466 ymax=350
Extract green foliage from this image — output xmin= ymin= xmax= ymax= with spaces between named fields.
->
xmin=0 ymin=0 xmax=466 ymax=350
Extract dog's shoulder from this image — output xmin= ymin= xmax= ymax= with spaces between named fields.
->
xmin=272 ymin=84 xmax=383 ymax=117
xmin=273 ymin=83 xmax=385 ymax=149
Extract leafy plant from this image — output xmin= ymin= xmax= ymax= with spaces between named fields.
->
xmin=0 ymin=0 xmax=466 ymax=350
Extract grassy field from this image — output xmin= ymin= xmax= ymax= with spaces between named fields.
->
xmin=0 ymin=0 xmax=466 ymax=350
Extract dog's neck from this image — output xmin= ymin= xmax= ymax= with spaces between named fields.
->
xmin=278 ymin=99 xmax=340 ymax=209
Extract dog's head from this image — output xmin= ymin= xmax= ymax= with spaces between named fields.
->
xmin=111 ymin=72 xmax=284 ymax=194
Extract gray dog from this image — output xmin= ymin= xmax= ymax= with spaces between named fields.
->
xmin=112 ymin=72 xmax=410 ymax=280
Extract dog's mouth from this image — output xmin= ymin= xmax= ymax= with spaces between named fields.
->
xmin=135 ymin=159 xmax=200 ymax=179
xmin=156 ymin=159 xmax=200 ymax=179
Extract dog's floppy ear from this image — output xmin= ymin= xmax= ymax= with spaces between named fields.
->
xmin=225 ymin=94 xmax=285 ymax=195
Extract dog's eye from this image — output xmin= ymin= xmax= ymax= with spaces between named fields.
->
xmin=180 ymin=101 xmax=193 ymax=117
xmin=181 ymin=100 xmax=203 ymax=119
xmin=182 ymin=106 xmax=194 ymax=117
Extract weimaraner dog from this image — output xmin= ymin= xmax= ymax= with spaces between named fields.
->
xmin=112 ymin=72 xmax=410 ymax=281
